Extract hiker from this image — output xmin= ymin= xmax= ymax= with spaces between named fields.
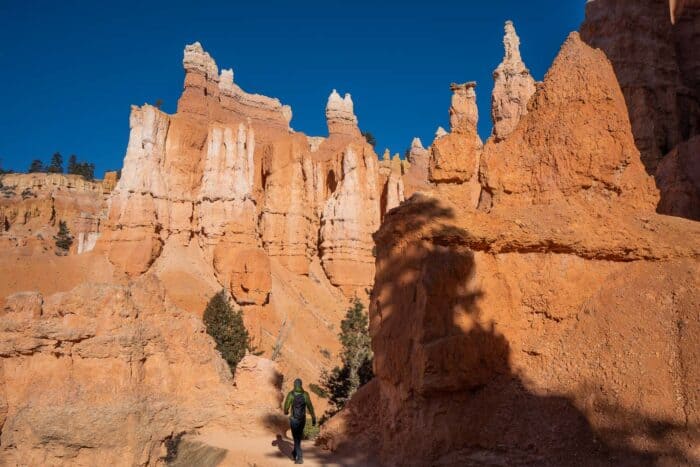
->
xmin=283 ymin=378 xmax=316 ymax=464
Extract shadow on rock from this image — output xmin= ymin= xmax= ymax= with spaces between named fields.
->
xmin=318 ymin=195 xmax=699 ymax=466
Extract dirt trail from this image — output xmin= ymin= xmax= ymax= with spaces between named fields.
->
xmin=171 ymin=431 xmax=375 ymax=467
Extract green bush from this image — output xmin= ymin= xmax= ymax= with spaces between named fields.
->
xmin=303 ymin=417 xmax=320 ymax=440
xmin=203 ymin=290 xmax=250 ymax=376
xmin=320 ymin=299 xmax=373 ymax=416
xmin=361 ymin=131 xmax=377 ymax=148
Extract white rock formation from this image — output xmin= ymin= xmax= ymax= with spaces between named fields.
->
xmin=183 ymin=41 xmax=218 ymax=77
xmin=491 ymin=21 xmax=536 ymax=141
xmin=326 ymin=89 xmax=360 ymax=136
xmin=407 ymin=138 xmax=428 ymax=164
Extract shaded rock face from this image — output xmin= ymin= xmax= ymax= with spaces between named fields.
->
xmin=367 ymin=197 xmax=699 ymax=466
xmin=581 ymin=0 xmax=700 ymax=220
xmin=320 ymin=26 xmax=700 ymax=467
xmin=0 ymin=276 xmax=283 ymax=466
xmin=656 ymin=135 xmax=700 ymax=219
xmin=491 ymin=21 xmax=537 ymax=141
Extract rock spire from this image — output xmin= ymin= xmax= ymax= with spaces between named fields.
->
xmin=491 ymin=20 xmax=536 ymax=141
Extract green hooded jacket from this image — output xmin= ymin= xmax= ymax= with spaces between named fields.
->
xmin=283 ymin=378 xmax=316 ymax=422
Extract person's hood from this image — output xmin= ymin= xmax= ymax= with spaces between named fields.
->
xmin=293 ymin=378 xmax=303 ymax=391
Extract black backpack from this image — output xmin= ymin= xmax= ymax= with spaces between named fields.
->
xmin=291 ymin=392 xmax=306 ymax=421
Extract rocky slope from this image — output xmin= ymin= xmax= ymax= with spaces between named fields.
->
xmin=320 ymin=30 xmax=700 ymax=467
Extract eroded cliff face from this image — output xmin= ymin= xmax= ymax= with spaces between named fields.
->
xmin=99 ymin=42 xmax=387 ymax=300
xmin=0 ymin=276 xmax=284 ymax=466
xmin=320 ymin=30 xmax=700 ymax=467
xmin=0 ymin=173 xmax=112 ymax=255
xmin=581 ymin=0 xmax=700 ymax=220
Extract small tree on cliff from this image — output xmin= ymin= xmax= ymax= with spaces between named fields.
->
xmin=53 ymin=220 xmax=73 ymax=254
xmin=203 ymin=290 xmax=251 ymax=376
xmin=28 ymin=159 xmax=44 ymax=173
xmin=321 ymin=299 xmax=374 ymax=416
xmin=361 ymin=131 xmax=377 ymax=148
xmin=47 ymin=152 xmax=63 ymax=173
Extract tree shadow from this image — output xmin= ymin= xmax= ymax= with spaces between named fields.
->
xmin=318 ymin=194 xmax=698 ymax=466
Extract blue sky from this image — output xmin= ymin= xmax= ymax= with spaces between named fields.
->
xmin=0 ymin=1 xmax=584 ymax=176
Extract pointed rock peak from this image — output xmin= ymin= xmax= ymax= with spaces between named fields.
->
xmin=502 ymin=20 xmax=524 ymax=65
xmin=411 ymin=137 xmax=424 ymax=149
xmin=435 ymin=126 xmax=448 ymax=138
xmin=407 ymin=137 xmax=429 ymax=165
xmin=328 ymin=89 xmax=342 ymax=104
xmin=383 ymin=149 xmax=391 ymax=161
xmin=491 ymin=20 xmax=536 ymax=141
xmin=183 ymin=41 xmax=218 ymax=77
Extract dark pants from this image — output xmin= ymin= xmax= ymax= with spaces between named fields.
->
xmin=290 ymin=417 xmax=306 ymax=461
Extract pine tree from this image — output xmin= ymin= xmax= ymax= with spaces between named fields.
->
xmin=321 ymin=299 xmax=374 ymax=416
xmin=47 ymin=152 xmax=63 ymax=173
xmin=82 ymin=162 xmax=95 ymax=180
xmin=203 ymin=290 xmax=250 ymax=376
xmin=53 ymin=220 xmax=73 ymax=253
xmin=28 ymin=159 xmax=44 ymax=173
xmin=361 ymin=131 xmax=377 ymax=148
xmin=67 ymin=154 xmax=78 ymax=175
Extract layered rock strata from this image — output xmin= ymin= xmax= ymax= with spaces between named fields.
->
xmin=100 ymin=43 xmax=389 ymax=298
xmin=0 ymin=276 xmax=284 ymax=465
xmin=0 ymin=173 xmax=113 ymax=255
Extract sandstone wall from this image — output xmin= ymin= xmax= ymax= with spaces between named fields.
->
xmin=99 ymin=43 xmax=393 ymax=300
xmin=0 ymin=276 xmax=284 ymax=466
xmin=0 ymin=173 xmax=111 ymax=255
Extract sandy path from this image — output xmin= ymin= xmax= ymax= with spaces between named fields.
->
xmin=171 ymin=430 xmax=375 ymax=467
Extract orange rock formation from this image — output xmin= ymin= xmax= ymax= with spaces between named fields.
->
xmin=319 ymin=30 xmax=700 ymax=467
xmin=2 ymin=3 xmax=699 ymax=465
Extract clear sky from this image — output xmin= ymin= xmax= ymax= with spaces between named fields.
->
xmin=0 ymin=1 xmax=584 ymax=176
